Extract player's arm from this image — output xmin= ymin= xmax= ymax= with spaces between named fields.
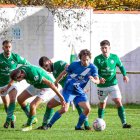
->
xmin=42 ymin=78 xmax=66 ymax=107
xmin=89 ymin=76 xmax=100 ymax=84
xmin=0 ymin=80 xmax=15 ymax=94
xmin=116 ymin=56 xmax=129 ymax=83
xmin=54 ymin=70 xmax=67 ymax=87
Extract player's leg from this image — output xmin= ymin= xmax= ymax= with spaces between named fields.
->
xmin=73 ymin=97 xmax=91 ymax=130
xmin=42 ymin=89 xmax=60 ymax=126
xmin=44 ymin=90 xmax=74 ymax=130
xmin=22 ymin=96 xmax=43 ymax=131
xmin=97 ymin=88 xmax=108 ymax=119
xmin=74 ymin=94 xmax=91 ymax=130
xmin=3 ymin=87 xmax=17 ymax=129
xmin=17 ymin=90 xmax=32 ymax=118
xmin=39 ymin=98 xmax=61 ymax=128
xmin=1 ymin=95 xmax=9 ymax=113
xmin=111 ymin=85 xmax=131 ymax=128
xmin=44 ymin=102 xmax=69 ymax=130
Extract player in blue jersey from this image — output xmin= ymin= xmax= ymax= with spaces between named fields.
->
xmin=44 ymin=49 xmax=100 ymax=130
xmin=37 ymin=57 xmax=91 ymax=130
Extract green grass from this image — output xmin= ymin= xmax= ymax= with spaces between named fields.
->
xmin=0 ymin=104 xmax=140 ymax=140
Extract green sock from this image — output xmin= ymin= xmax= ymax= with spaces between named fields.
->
xmin=118 ymin=106 xmax=126 ymax=124
xmin=21 ymin=103 xmax=30 ymax=118
xmin=11 ymin=115 xmax=15 ymax=121
xmin=6 ymin=102 xmax=16 ymax=123
xmin=75 ymin=105 xmax=90 ymax=127
xmin=27 ymin=115 xmax=36 ymax=126
xmin=98 ymin=108 xmax=105 ymax=118
xmin=42 ymin=107 xmax=54 ymax=126
xmin=4 ymin=105 xmax=8 ymax=113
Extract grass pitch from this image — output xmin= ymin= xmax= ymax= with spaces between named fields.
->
xmin=0 ymin=104 xmax=140 ymax=140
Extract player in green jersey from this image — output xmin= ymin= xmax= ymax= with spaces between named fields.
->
xmin=0 ymin=40 xmax=30 ymax=128
xmin=37 ymin=56 xmax=91 ymax=130
xmin=94 ymin=40 xmax=131 ymax=128
xmin=9 ymin=65 xmax=65 ymax=131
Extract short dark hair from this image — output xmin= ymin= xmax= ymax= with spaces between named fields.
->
xmin=39 ymin=56 xmax=50 ymax=67
xmin=10 ymin=69 xmax=21 ymax=81
xmin=78 ymin=49 xmax=91 ymax=59
xmin=100 ymin=40 xmax=110 ymax=46
xmin=2 ymin=40 xmax=11 ymax=46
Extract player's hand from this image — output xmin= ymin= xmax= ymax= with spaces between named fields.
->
xmin=84 ymin=88 xmax=89 ymax=93
xmin=123 ymin=76 xmax=129 ymax=83
xmin=60 ymin=98 xmax=66 ymax=108
xmin=100 ymin=78 xmax=106 ymax=84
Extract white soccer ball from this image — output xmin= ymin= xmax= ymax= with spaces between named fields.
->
xmin=93 ymin=118 xmax=106 ymax=131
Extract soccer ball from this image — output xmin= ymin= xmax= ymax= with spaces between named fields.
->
xmin=93 ymin=118 xmax=106 ymax=131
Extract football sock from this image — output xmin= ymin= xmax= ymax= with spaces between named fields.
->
xmin=75 ymin=105 xmax=90 ymax=127
xmin=118 ymin=106 xmax=126 ymax=124
xmin=27 ymin=115 xmax=36 ymax=126
xmin=98 ymin=108 xmax=105 ymax=118
xmin=21 ymin=103 xmax=30 ymax=118
xmin=6 ymin=102 xmax=16 ymax=123
xmin=76 ymin=113 xmax=87 ymax=128
xmin=42 ymin=107 xmax=54 ymax=126
xmin=4 ymin=105 xmax=8 ymax=113
xmin=49 ymin=111 xmax=61 ymax=126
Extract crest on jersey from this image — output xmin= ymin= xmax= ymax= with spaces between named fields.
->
xmin=34 ymin=76 xmax=39 ymax=81
xmin=11 ymin=61 xmax=15 ymax=64
xmin=60 ymin=61 xmax=65 ymax=66
xmin=78 ymin=75 xmax=84 ymax=80
xmin=110 ymin=60 xmax=114 ymax=64
xmin=105 ymin=67 xmax=110 ymax=70
xmin=54 ymin=70 xmax=57 ymax=74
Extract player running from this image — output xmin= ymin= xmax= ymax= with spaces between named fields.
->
xmin=43 ymin=49 xmax=99 ymax=130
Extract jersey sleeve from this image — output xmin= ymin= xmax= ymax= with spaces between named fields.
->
xmin=92 ymin=65 xmax=99 ymax=77
xmin=116 ymin=55 xmax=123 ymax=67
xmin=116 ymin=55 xmax=127 ymax=76
xmin=66 ymin=62 xmax=74 ymax=74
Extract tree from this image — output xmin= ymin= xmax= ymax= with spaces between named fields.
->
xmin=0 ymin=0 xmax=140 ymax=11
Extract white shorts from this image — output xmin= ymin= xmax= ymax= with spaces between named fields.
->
xmin=26 ymin=85 xmax=56 ymax=102
xmin=97 ymin=85 xmax=122 ymax=103
xmin=0 ymin=83 xmax=19 ymax=97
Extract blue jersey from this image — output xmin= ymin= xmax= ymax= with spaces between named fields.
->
xmin=64 ymin=61 xmax=98 ymax=94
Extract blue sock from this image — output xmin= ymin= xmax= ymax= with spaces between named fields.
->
xmin=49 ymin=111 xmax=62 ymax=126
xmin=76 ymin=113 xmax=87 ymax=128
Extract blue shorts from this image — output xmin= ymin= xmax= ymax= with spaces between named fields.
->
xmin=62 ymin=89 xmax=88 ymax=105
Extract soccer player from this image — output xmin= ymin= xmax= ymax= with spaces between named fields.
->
xmin=0 ymin=40 xmax=30 ymax=128
xmin=43 ymin=49 xmax=99 ymax=130
xmin=37 ymin=56 xmax=91 ymax=130
xmin=94 ymin=40 xmax=131 ymax=128
xmin=9 ymin=65 xmax=65 ymax=131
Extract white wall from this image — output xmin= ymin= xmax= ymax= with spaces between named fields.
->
xmin=53 ymin=10 xmax=140 ymax=104
xmin=0 ymin=7 xmax=140 ymax=104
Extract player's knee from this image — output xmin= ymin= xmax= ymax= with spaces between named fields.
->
xmin=59 ymin=107 xmax=68 ymax=114
xmin=47 ymin=102 xmax=53 ymax=109
xmin=30 ymin=103 xmax=37 ymax=110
